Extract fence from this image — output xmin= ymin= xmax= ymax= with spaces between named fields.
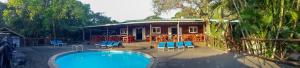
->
xmin=206 ymin=36 xmax=228 ymax=50
xmin=238 ymin=38 xmax=300 ymax=66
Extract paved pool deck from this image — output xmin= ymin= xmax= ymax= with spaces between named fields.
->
xmin=14 ymin=42 xmax=294 ymax=68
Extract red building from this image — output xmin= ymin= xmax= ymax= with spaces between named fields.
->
xmin=85 ymin=19 xmax=206 ymax=45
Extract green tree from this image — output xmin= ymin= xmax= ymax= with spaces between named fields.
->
xmin=153 ymin=0 xmax=238 ymax=50
xmin=172 ymin=7 xmax=200 ymax=19
xmin=232 ymin=0 xmax=300 ymax=60
xmin=2 ymin=0 xmax=115 ymax=40
xmin=89 ymin=12 xmax=115 ymax=25
xmin=153 ymin=0 xmax=300 ymax=60
xmin=144 ymin=15 xmax=162 ymax=20
xmin=0 ymin=2 xmax=6 ymax=26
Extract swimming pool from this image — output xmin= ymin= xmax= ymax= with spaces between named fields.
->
xmin=49 ymin=50 xmax=152 ymax=68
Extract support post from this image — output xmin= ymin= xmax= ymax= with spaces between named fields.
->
xmin=127 ymin=25 xmax=129 ymax=36
xmin=150 ymin=24 xmax=153 ymax=46
xmin=82 ymin=28 xmax=85 ymax=41
xmin=126 ymin=25 xmax=129 ymax=43
xmin=177 ymin=21 xmax=180 ymax=42
xmin=89 ymin=29 xmax=92 ymax=41
xmin=106 ymin=27 xmax=108 ymax=41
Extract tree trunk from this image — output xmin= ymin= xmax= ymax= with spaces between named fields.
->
xmin=297 ymin=0 xmax=300 ymax=10
xmin=273 ymin=0 xmax=285 ymax=59
xmin=291 ymin=0 xmax=300 ymax=38
xmin=52 ymin=20 xmax=56 ymax=40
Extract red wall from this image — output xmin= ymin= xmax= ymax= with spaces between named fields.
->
xmin=145 ymin=25 xmax=204 ymax=35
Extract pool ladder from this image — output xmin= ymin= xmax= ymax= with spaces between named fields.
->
xmin=72 ymin=45 xmax=84 ymax=51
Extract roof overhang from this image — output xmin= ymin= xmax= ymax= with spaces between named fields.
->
xmin=85 ymin=19 xmax=205 ymax=28
xmin=0 ymin=27 xmax=25 ymax=38
xmin=84 ymin=19 xmax=239 ymax=28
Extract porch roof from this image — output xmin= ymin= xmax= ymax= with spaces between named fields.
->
xmin=84 ymin=19 xmax=239 ymax=28
xmin=85 ymin=19 xmax=205 ymax=28
xmin=0 ymin=27 xmax=25 ymax=38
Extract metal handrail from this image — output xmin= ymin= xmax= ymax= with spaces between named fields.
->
xmin=72 ymin=45 xmax=84 ymax=51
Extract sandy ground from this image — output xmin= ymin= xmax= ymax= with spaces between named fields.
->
xmin=13 ymin=42 xmax=294 ymax=68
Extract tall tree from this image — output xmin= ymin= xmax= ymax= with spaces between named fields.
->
xmin=154 ymin=0 xmax=300 ymax=60
xmin=172 ymin=7 xmax=200 ymax=19
xmin=144 ymin=15 xmax=162 ymax=20
xmin=2 ymin=0 xmax=115 ymax=39
xmin=153 ymin=0 xmax=238 ymax=50
xmin=0 ymin=2 xmax=6 ymax=26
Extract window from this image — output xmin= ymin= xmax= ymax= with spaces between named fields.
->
xmin=189 ymin=26 xmax=198 ymax=33
xmin=152 ymin=27 xmax=161 ymax=34
xmin=120 ymin=28 xmax=128 ymax=34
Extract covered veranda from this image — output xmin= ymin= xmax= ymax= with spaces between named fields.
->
xmin=84 ymin=19 xmax=206 ymax=47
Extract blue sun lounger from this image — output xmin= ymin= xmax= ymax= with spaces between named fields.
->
xmin=176 ymin=42 xmax=184 ymax=48
xmin=167 ymin=42 xmax=175 ymax=49
xmin=113 ymin=41 xmax=120 ymax=47
xmin=106 ymin=41 xmax=114 ymax=47
xmin=50 ymin=40 xmax=58 ymax=47
xmin=50 ymin=39 xmax=65 ymax=47
xmin=99 ymin=41 xmax=108 ymax=47
xmin=56 ymin=40 xmax=66 ymax=46
xmin=158 ymin=42 xmax=166 ymax=49
xmin=184 ymin=41 xmax=194 ymax=48
xmin=108 ymin=41 xmax=120 ymax=47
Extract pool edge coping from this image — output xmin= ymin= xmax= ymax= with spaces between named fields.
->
xmin=48 ymin=49 xmax=155 ymax=68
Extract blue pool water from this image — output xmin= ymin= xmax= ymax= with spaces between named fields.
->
xmin=55 ymin=51 xmax=151 ymax=68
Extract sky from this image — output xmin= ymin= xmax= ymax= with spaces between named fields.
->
xmin=0 ymin=0 xmax=177 ymax=22
xmin=79 ymin=0 xmax=177 ymax=22
xmin=0 ymin=0 xmax=6 ymax=3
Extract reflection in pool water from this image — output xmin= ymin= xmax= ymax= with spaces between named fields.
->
xmin=55 ymin=51 xmax=151 ymax=68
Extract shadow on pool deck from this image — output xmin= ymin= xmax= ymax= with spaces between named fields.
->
xmin=150 ymin=48 xmax=292 ymax=68
xmin=13 ymin=43 xmax=294 ymax=68
xmin=154 ymin=53 xmax=249 ymax=68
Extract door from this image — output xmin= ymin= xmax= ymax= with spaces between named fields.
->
xmin=168 ymin=27 xmax=182 ymax=35
xmin=136 ymin=28 xmax=143 ymax=40
xmin=171 ymin=28 xmax=177 ymax=34
xmin=168 ymin=27 xmax=182 ymax=40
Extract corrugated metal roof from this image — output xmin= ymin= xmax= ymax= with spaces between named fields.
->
xmin=85 ymin=19 xmax=205 ymax=28
xmin=0 ymin=27 xmax=25 ymax=38
xmin=84 ymin=19 xmax=239 ymax=28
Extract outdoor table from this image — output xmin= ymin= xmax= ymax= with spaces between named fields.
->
xmin=122 ymin=36 xmax=134 ymax=43
xmin=146 ymin=36 xmax=150 ymax=42
xmin=122 ymin=37 xmax=128 ymax=43
xmin=194 ymin=36 xmax=202 ymax=42
xmin=155 ymin=36 xmax=162 ymax=42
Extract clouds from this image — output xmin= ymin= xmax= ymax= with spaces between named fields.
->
xmin=0 ymin=0 xmax=176 ymax=22
xmin=79 ymin=0 xmax=177 ymax=22
xmin=0 ymin=0 xmax=7 ymax=3
xmin=1 ymin=0 xmax=156 ymax=22
xmin=79 ymin=0 xmax=156 ymax=22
